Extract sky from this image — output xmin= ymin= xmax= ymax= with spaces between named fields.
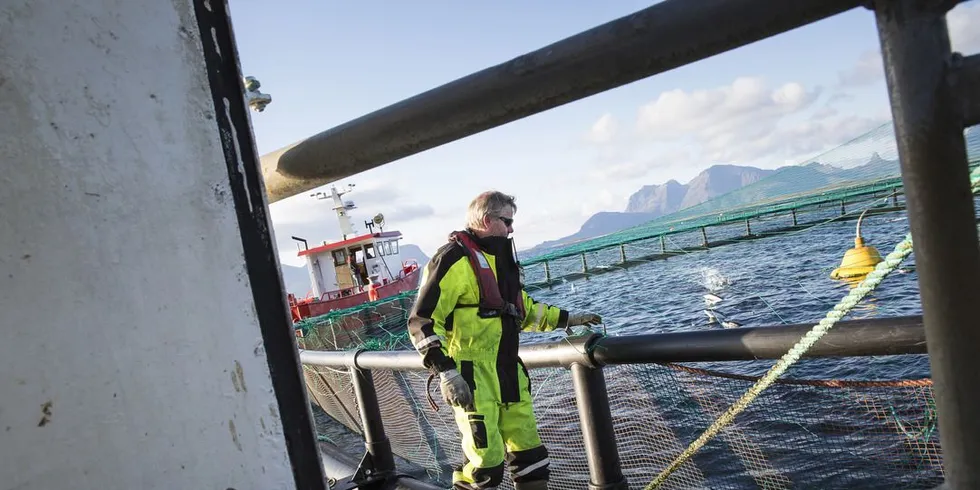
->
xmin=227 ymin=1 xmax=980 ymax=267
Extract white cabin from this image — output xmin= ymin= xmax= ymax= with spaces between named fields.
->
xmin=298 ymin=231 xmax=407 ymax=299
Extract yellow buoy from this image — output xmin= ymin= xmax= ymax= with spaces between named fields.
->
xmin=830 ymin=209 xmax=884 ymax=280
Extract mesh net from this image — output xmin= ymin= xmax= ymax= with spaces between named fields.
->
xmin=304 ymin=358 xmax=942 ymax=490
xmin=519 ymin=123 xmax=980 ymax=290
xmin=295 ymin=123 xmax=979 ymax=488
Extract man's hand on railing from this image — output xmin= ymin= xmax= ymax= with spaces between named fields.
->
xmin=439 ymin=368 xmax=473 ymax=408
xmin=565 ymin=312 xmax=602 ymax=336
xmin=568 ymin=312 xmax=601 ymax=327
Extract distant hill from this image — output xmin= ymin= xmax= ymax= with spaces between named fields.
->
xmin=524 ymin=165 xmax=771 ymax=257
xmin=398 ymin=244 xmax=430 ymax=270
xmin=278 ymin=243 xmax=430 ymax=297
xmin=280 ymin=263 xmax=313 ymax=297
xmin=527 ymin=211 xmax=659 ymax=254
xmin=625 ymin=180 xmax=686 ymax=214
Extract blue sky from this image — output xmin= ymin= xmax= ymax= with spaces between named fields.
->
xmin=227 ymin=1 xmax=979 ymax=265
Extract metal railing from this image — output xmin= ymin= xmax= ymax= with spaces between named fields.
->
xmin=300 ymin=316 xmax=928 ymax=488
xmin=256 ymin=0 xmax=980 ymax=487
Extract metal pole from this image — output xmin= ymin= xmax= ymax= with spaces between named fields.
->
xmin=700 ymin=227 xmax=708 ymax=247
xmin=840 ymin=199 xmax=846 ymax=216
xmin=660 ymin=235 xmax=666 ymax=254
xmin=581 ymin=254 xmax=588 ymax=273
xmin=570 ymin=363 xmax=628 ymax=490
xmin=875 ymin=1 xmax=980 ymax=487
xmin=791 ymin=208 xmax=798 ymax=226
xmin=260 ymin=0 xmax=865 ymax=203
xmin=744 ymin=219 xmax=751 ymax=236
xmin=619 ymin=244 xmax=627 ymax=263
xmin=349 ymin=366 xmax=396 ymax=474
xmin=544 ymin=261 xmax=551 ymax=282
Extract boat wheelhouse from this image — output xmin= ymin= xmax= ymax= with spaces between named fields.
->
xmin=287 ymin=184 xmax=421 ymax=321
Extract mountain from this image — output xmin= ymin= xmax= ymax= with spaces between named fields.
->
xmin=521 ymin=126 xmax=980 ymax=259
xmin=527 ymin=211 xmax=659 ymax=254
xmin=523 ymin=165 xmax=771 ymax=256
xmin=679 ymin=165 xmax=775 ymax=209
xmin=278 ymin=243 xmax=431 ymax=297
xmin=280 ymin=263 xmax=313 ymax=297
xmin=398 ymin=244 xmax=430 ymax=270
xmin=625 ymin=180 xmax=686 ymax=214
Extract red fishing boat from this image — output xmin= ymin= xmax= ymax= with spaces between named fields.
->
xmin=286 ymin=183 xmax=421 ymax=322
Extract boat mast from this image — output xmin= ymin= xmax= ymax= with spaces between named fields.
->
xmin=311 ymin=184 xmax=357 ymax=240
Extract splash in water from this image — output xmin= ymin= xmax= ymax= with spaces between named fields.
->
xmin=696 ymin=266 xmax=732 ymax=292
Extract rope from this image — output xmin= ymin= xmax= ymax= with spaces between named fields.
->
xmin=647 ymin=165 xmax=980 ymax=489
xmin=645 ymin=232 xmax=915 ymax=489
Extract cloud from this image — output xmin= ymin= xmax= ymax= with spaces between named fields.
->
xmin=588 ymin=146 xmax=693 ymax=182
xmin=630 ymin=76 xmax=833 ymax=167
xmin=835 ymin=3 xmax=980 ymax=89
xmin=385 ymin=203 xmax=436 ymax=222
xmin=585 ymin=113 xmax=618 ymax=144
xmin=949 ymin=1 xmax=980 ymax=54
xmin=636 ymin=77 xmax=819 ymax=142
xmin=268 ymin=180 xmax=440 ymax=266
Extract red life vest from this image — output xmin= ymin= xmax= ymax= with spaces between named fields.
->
xmin=450 ymin=231 xmax=526 ymax=320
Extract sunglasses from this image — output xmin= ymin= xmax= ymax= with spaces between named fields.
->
xmin=497 ymin=216 xmax=514 ymax=227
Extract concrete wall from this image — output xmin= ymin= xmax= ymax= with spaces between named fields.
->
xmin=0 ymin=1 xmax=305 ymax=488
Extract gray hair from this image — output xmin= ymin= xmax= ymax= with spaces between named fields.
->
xmin=466 ymin=191 xmax=516 ymax=230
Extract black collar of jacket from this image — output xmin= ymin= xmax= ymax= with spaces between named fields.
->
xmin=461 ymin=228 xmax=514 ymax=258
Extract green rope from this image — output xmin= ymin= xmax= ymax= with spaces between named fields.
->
xmin=645 ymin=233 xmax=914 ymax=488
xmin=647 ymin=164 xmax=980 ymax=489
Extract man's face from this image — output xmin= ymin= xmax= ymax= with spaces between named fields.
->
xmin=483 ymin=205 xmax=515 ymax=238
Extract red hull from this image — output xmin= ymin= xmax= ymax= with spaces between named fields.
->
xmin=292 ymin=267 xmax=421 ymax=320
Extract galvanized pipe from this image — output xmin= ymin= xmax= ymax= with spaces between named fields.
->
xmin=591 ymin=315 xmax=926 ymax=365
xmin=875 ymin=1 xmax=980 ymax=486
xmin=300 ymin=317 xmax=926 ymax=369
xmin=349 ymin=366 xmax=396 ymax=475
xmin=261 ymin=0 xmax=864 ymax=203
xmin=571 ymin=363 xmax=628 ymax=490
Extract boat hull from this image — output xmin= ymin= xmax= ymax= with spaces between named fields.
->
xmin=293 ymin=267 xmax=421 ymax=320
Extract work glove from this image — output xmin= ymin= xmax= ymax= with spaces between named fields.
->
xmin=439 ymin=369 xmax=473 ymax=408
xmin=564 ymin=312 xmax=602 ymax=336
xmin=567 ymin=312 xmax=602 ymax=326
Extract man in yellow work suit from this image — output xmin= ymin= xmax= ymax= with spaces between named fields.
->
xmin=408 ymin=191 xmax=601 ymax=490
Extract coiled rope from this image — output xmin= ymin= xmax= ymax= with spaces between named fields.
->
xmin=647 ymin=165 xmax=980 ymax=489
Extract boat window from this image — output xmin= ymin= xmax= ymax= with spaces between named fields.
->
xmin=364 ymin=243 xmax=376 ymax=259
xmin=332 ymin=249 xmax=346 ymax=266
xmin=383 ymin=241 xmax=392 ymax=255
xmin=391 ymin=240 xmax=399 ymax=254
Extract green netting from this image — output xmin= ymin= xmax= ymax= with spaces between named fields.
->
xmin=295 ymin=290 xmax=417 ymax=351
xmin=523 ymin=123 xmax=980 ymax=266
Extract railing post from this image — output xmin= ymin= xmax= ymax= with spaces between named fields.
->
xmin=581 ymin=254 xmax=588 ymax=273
xmin=840 ymin=199 xmax=846 ymax=216
xmin=744 ymin=219 xmax=752 ymax=236
xmin=570 ymin=362 xmax=628 ymax=490
xmin=349 ymin=366 xmax=396 ymax=476
xmin=791 ymin=208 xmax=798 ymax=226
xmin=874 ymin=0 xmax=980 ymax=487
xmin=700 ymin=227 xmax=708 ymax=247
xmin=660 ymin=235 xmax=666 ymax=254
xmin=544 ymin=261 xmax=551 ymax=282
xmin=619 ymin=244 xmax=627 ymax=263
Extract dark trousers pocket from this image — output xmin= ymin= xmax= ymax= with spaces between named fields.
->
xmin=468 ymin=414 xmax=488 ymax=449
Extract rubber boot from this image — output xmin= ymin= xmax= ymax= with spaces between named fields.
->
xmin=514 ymin=480 xmax=548 ymax=490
